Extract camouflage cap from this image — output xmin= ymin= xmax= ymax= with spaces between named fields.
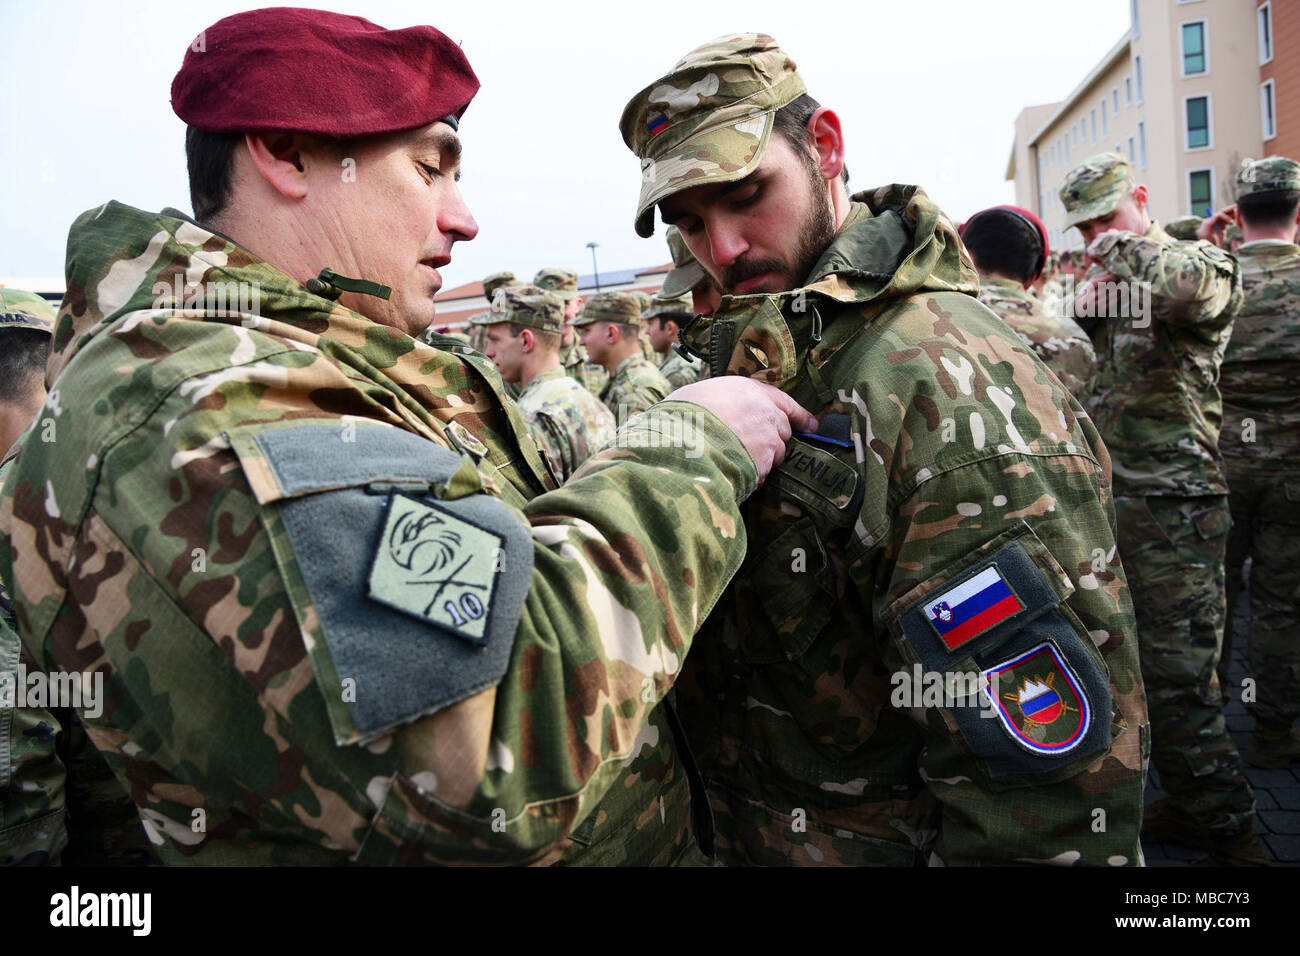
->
xmin=1164 ymin=215 xmax=1204 ymax=240
xmin=1059 ymin=152 xmax=1134 ymax=229
xmin=642 ymin=291 xmax=694 ymax=321
xmin=533 ymin=268 xmax=580 ymax=301
xmin=481 ymin=271 xmax=518 ymax=300
xmin=657 ymin=226 xmax=708 ymax=298
xmin=1235 ymin=155 xmax=1300 ymax=200
xmin=620 ymin=33 xmax=807 ymax=238
xmin=465 ymin=309 xmax=494 ymax=327
xmin=0 ymin=288 xmax=56 ymax=333
xmin=571 ymin=291 xmax=644 ymax=328
xmin=476 ymin=285 xmax=564 ymax=333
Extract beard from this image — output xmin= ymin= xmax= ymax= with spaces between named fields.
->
xmin=719 ymin=151 xmax=837 ymax=295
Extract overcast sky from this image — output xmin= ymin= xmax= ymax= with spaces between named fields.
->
xmin=1 ymin=0 xmax=1129 ymax=291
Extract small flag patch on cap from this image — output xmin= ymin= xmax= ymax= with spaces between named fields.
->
xmin=923 ymin=565 xmax=1025 ymax=651
xmin=648 ymin=114 xmax=669 ymax=136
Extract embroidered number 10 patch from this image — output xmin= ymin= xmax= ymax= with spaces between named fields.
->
xmin=367 ymin=493 xmax=502 ymax=645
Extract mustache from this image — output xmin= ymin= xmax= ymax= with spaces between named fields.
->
xmin=720 ymin=256 xmax=786 ymax=293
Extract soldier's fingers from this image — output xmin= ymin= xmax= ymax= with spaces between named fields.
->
xmin=755 ymin=381 xmax=818 ymax=433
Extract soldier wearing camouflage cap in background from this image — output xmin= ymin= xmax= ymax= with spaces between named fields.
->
xmin=534 ymin=267 xmax=608 ymax=397
xmin=468 ymin=271 xmax=519 ymax=352
xmin=1215 ymin=157 xmax=1300 ymax=769
xmin=661 ymin=225 xmax=723 ymax=318
xmin=630 ymin=290 xmax=660 ymax=363
xmin=476 ymin=286 xmax=616 ymax=484
xmin=1061 ymin=152 xmax=1261 ymax=863
xmin=623 ymin=33 xmax=1146 ymax=866
xmin=961 ymin=206 xmax=1096 ymax=404
xmin=1165 ymin=215 xmax=1204 ymax=241
xmin=574 ymin=291 xmax=672 ymax=423
xmin=643 ymin=292 xmax=701 ymax=389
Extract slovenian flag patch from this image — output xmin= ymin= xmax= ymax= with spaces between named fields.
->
xmin=923 ymin=565 xmax=1025 ymax=651
xmin=648 ymin=114 xmax=669 ymax=136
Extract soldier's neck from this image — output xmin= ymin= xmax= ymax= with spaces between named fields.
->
xmin=602 ymin=341 xmax=641 ymax=373
xmin=1241 ymin=222 xmax=1299 ymax=243
xmin=519 ymin=353 xmax=562 ymax=389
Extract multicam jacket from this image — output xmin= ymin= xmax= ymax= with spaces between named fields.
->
xmin=0 ymin=201 xmax=761 ymax=865
xmin=560 ymin=341 xmax=608 ymax=397
xmin=674 ymin=187 xmax=1148 ymax=866
xmin=659 ymin=349 xmax=702 ymax=390
xmin=1076 ymin=221 xmax=1241 ymax=497
xmin=1217 ymin=240 xmax=1300 ymax=471
xmin=516 ymin=366 xmax=616 ymax=484
xmin=604 ymin=355 xmax=672 ymax=423
xmin=978 ymin=277 xmax=1096 ymax=405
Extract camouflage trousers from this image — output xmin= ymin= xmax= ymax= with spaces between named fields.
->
xmin=1113 ymin=494 xmax=1255 ymax=835
xmin=1221 ymin=466 xmax=1300 ymax=727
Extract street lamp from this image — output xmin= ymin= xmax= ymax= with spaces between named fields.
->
xmin=586 ymin=241 xmax=601 ymax=293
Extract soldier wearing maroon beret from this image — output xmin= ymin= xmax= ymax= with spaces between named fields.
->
xmin=0 ymin=7 xmax=813 ymax=866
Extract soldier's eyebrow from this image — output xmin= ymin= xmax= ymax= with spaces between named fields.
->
xmin=412 ymin=128 xmax=463 ymax=172
xmin=660 ymin=177 xmax=759 ymax=225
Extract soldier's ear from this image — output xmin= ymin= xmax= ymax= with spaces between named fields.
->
xmin=1131 ymin=184 xmax=1149 ymax=207
xmin=243 ymin=132 xmax=312 ymax=200
xmin=806 ymin=108 xmax=846 ymax=184
xmin=520 ymin=328 xmax=535 ymax=353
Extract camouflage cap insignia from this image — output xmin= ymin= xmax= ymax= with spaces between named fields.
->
xmin=648 ymin=114 xmax=669 ymax=136
xmin=983 ymin=642 xmax=1091 ymax=756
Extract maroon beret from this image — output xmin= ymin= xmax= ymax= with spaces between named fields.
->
xmin=171 ymin=7 xmax=479 ymax=137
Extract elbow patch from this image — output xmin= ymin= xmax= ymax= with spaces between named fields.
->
xmin=891 ymin=529 xmax=1114 ymax=787
xmin=230 ymin=423 xmax=533 ymax=744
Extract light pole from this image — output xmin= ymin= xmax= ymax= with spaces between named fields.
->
xmin=586 ymin=241 xmax=601 ymax=293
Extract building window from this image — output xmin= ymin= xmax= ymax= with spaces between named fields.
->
xmin=1186 ymin=95 xmax=1211 ymax=149
xmin=1135 ymin=56 xmax=1143 ymax=103
xmin=1130 ymin=0 xmax=1139 ymax=37
xmin=1262 ymin=79 xmax=1277 ymax=141
xmin=1259 ymin=2 xmax=1273 ymax=65
xmin=1128 ymin=136 xmax=1135 ymax=163
xmin=1138 ymin=121 xmax=1147 ymax=169
xmin=1125 ymin=76 xmax=1133 ymax=105
xmin=1188 ymin=169 xmax=1213 ymax=217
xmin=1113 ymin=87 xmax=1119 ymax=113
xmin=1091 ymin=108 xmax=1098 ymax=144
xmin=1101 ymin=100 xmax=1108 ymax=138
xmin=1181 ymin=21 xmax=1208 ymax=76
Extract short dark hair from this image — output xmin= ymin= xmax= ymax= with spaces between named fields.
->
xmin=0 ymin=329 xmax=50 ymax=404
xmin=962 ymin=210 xmax=1043 ymax=285
xmin=185 ymin=126 xmax=359 ymax=222
xmin=1237 ymin=189 xmax=1300 ymax=230
xmin=506 ymin=321 xmax=560 ymax=352
xmin=772 ymin=94 xmax=848 ymax=185
xmin=655 ymin=313 xmax=691 ymax=330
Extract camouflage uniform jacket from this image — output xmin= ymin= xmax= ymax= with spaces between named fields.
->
xmin=1076 ymin=221 xmax=1241 ymax=496
xmin=978 ymin=277 xmax=1096 ymax=404
xmin=603 ymin=354 xmax=672 ymax=422
xmin=0 ymin=201 xmax=762 ymax=865
xmin=560 ymin=341 xmax=608 ymax=396
xmin=674 ymin=187 xmax=1147 ymax=866
xmin=1218 ymin=240 xmax=1300 ymax=472
xmin=659 ymin=348 xmax=701 ymax=390
xmin=516 ymin=366 xmax=617 ymax=484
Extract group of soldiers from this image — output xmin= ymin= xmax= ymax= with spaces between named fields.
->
xmin=0 ymin=9 xmax=1297 ymax=868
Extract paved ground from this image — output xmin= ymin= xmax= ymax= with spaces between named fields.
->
xmin=1143 ymin=579 xmax=1299 ymax=866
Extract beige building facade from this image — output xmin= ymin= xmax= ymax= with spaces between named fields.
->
xmin=1009 ymin=0 xmax=1269 ymax=251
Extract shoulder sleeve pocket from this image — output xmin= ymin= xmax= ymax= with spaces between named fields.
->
xmin=227 ymin=422 xmax=534 ymax=746
xmin=886 ymin=522 xmax=1114 ymax=788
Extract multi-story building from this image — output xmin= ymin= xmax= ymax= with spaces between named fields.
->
xmin=1009 ymin=0 xmax=1278 ymax=250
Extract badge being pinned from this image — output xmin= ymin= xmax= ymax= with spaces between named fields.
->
xmin=367 ymin=493 xmax=502 ymax=645
xmin=983 ymin=642 xmax=1091 ymax=756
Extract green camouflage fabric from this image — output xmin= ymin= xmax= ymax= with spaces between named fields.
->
xmin=1235 ymin=155 xmax=1300 ymax=199
xmin=481 ymin=272 xmax=518 ymax=300
xmin=572 ymin=291 xmax=645 ymax=329
xmin=1113 ymin=494 xmax=1253 ymax=835
xmin=620 ymin=32 xmax=807 ymax=238
xmin=1218 ymin=239 xmax=1300 ymax=728
xmin=1165 ymin=216 xmax=1204 ymax=241
xmin=532 ymin=268 xmax=579 ymax=301
xmin=1036 ymin=278 xmax=1065 ymax=319
xmin=0 ymin=288 xmax=57 ymax=333
xmin=516 ymin=367 xmax=617 ymax=485
xmin=672 ymin=186 xmax=1147 ymax=866
xmin=659 ymin=226 xmax=707 ymax=298
xmin=1076 ymin=220 xmax=1242 ymax=497
xmin=1060 ymin=152 xmax=1133 ymax=229
xmin=1225 ymin=225 xmax=1243 ymax=249
xmin=0 ymin=200 xmax=765 ymax=866
xmin=977 ymin=277 xmax=1096 ymax=404
xmin=604 ymin=355 xmax=673 ymax=424
xmin=559 ymin=340 xmax=608 ymax=396
xmin=481 ymin=285 xmax=564 ymax=334
xmin=659 ymin=349 xmax=701 ymax=390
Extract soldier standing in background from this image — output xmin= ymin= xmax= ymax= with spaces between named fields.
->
xmin=1215 ymin=157 xmax=1300 ymax=770
xmin=1062 ymin=152 xmax=1263 ymax=864
xmin=961 ymin=206 xmax=1096 ymax=404
xmin=476 ymin=286 xmax=616 ymax=484
xmin=574 ymin=292 xmax=672 ymax=423
xmin=644 ymin=292 xmax=702 ymax=389
xmin=536 ymin=267 xmax=609 ymax=397
xmin=1165 ymin=215 xmax=1204 ymax=241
